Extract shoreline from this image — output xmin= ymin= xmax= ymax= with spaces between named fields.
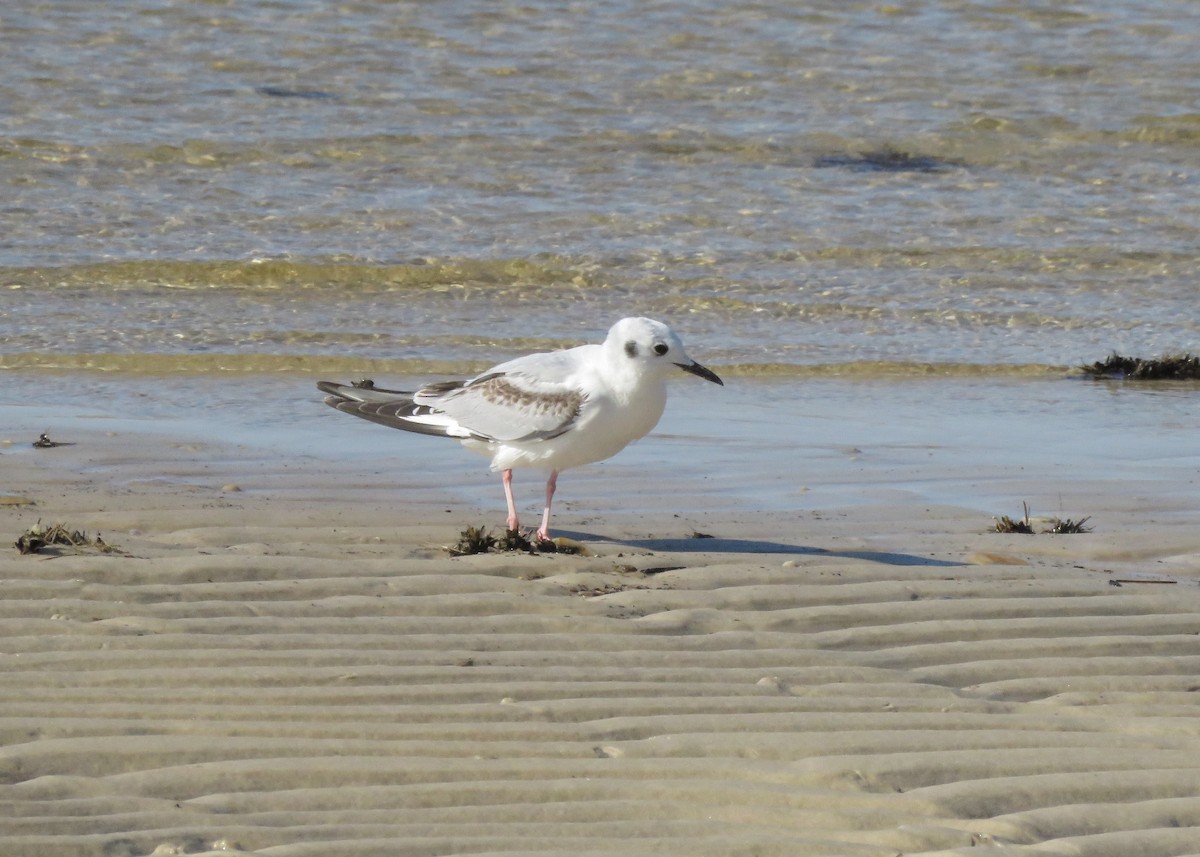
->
xmin=6 ymin=371 xmax=1200 ymax=545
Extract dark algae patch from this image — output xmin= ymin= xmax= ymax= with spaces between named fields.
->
xmin=1081 ymin=352 xmax=1200 ymax=380
xmin=814 ymin=147 xmax=965 ymax=173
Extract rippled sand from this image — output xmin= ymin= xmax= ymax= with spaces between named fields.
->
xmin=3 ymin=428 xmax=1199 ymax=857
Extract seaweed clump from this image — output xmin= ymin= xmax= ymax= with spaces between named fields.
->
xmin=15 ymin=521 xmax=120 ymax=555
xmin=993 ymin=503 xmax=1092 ymax=535
xmin=446 ymin=525 xmax=576 ymax=556
xmin=1081 ymin=352 xmax=1200 ymax=380
xmin=993 ymin=513 xmax=1035 ymax=535
xmin=448 ymin=525 xmax=497 ymax=556
xmin=1044 ymin=516 xmax=1092 ymax=534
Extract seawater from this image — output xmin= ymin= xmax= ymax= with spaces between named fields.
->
xmin=3 ymin=0 xmax=1199 ymax=376
xmin=2 ymin=1 xmax=1198 ymax=517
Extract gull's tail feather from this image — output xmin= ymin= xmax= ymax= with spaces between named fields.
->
xmin=316 ymin=379 xmax=415 ymax=401
xmin=317 ymin=381 xmax=477 ymax=439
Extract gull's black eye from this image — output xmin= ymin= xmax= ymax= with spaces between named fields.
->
xmin=653 ymin=342 xmax=669 ymax=356
xmin=624 ymin=340 xmax=638 ymax=358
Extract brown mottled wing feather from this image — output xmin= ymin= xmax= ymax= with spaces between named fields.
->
xmin=438 ymin=373 xmax=585 ymax=442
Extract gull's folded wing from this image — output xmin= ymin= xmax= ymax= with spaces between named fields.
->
xmin=317 ymin=372 xmax=585 ymax=443
xmin=435 ymin=372 xmax=585 ymax=442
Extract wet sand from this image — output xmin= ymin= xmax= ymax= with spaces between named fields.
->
xmin=2 ymin=387 xmax=1200 ymax=857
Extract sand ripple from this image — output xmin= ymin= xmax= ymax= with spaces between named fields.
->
xmin=3 ymin=480 xmax=1200 ymax=856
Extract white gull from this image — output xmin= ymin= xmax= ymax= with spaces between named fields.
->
xmin=317 ymin=316 xmax=723 ymax=540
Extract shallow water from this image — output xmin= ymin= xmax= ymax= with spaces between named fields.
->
xmin=3 ymin=0 xmax=1200 ymax=376
xmin=5 ymin=372 xmax=1196 ymax=526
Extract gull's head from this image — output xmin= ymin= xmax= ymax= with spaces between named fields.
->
xmin=605 ymin=317 xmax=724 ymax=386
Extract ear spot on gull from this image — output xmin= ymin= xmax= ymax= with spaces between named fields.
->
xmin=624 ymin=340 xmax=638 ymax=358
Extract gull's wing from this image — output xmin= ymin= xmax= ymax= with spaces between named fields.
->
xmin=410 ymin=345 xmax=591 ymax=443
xmin=318 ymin=345 xmax=591 ymax=443
xmin=433 ymin=370 xmax=585 ymax=442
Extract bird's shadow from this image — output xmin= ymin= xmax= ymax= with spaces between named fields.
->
xmin=557 ymin=531 xmax=966 ymax=568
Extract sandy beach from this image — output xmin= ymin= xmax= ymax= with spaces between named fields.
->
xmin=2 ymin=386 xmax=1199 ymax=857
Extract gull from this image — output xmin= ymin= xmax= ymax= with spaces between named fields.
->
xmin=317 ymin=316 xmax=723 ymax=540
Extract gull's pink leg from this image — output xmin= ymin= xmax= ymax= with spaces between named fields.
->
xmin=537 ymin=469 xmax=559 ymax=542
xmin=501 ymin=469 xmax=520 ymax=532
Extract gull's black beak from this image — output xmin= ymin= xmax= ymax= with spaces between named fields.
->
xmin=675 ymin=360 xmax=724 ymax=386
